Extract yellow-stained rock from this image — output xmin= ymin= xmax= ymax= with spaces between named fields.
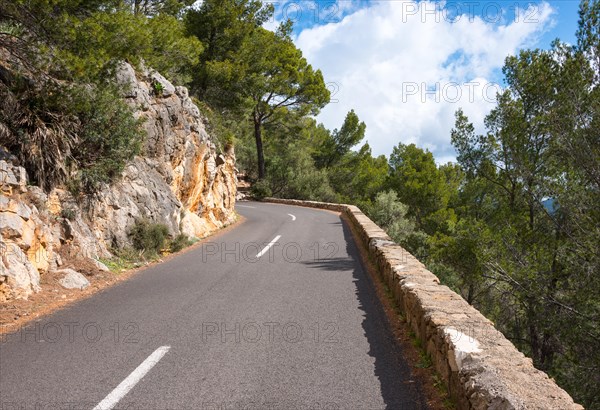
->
xmin=27 ymin=242 xmax=49 ymax=273
xmin=46 ymin=189 xmax=63 ymax=215
xmin=180 ymin=210 xmax=215 ymax=238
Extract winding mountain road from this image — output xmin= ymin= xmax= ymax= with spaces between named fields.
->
xmin=0 ymin=202 xmax=427 ymax=409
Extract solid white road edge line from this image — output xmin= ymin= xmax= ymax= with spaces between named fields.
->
xmin=236 ymin=205 xmax=256 ymax=209
xmin=288 ymin=213 xmax=296 ymax=221
xmin=256 ymin=235 xmax=282 ymax=258
xmin=93 ymin=346 xmax=171 ymax=410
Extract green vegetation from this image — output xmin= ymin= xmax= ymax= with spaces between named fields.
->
xmin=129 ymin=219 xmax=169 ymax=258
xmin=152 ymin=80 xmax=164 ymax=96
xmin=128 ymin=219 xmax=193 ymax=258
xmin=364 ymin=5 xmax=599 ymax=406
xmin=0 ymin=0 xmax=200 ymax=194
xmin=249 ymin=179 xmax=272 ymax=200
xmin=442 ymin=13 xmax=600 ymax=401
xmin=415 ymin=348 xmax=432 ymax=369
xmin=169 ymin=233 xmax=193 ymax=253
xmin=186 ymin=0 xmax=329 ymax=179
xmin=0 ymin=78 xmax=144 ymax=193
xmin=0 ymin=0 xmax=598 ymax=406
xmin=366 ymin=191 xmax=415 ymax=244
xmin=408 ymin=330 xmax=454 ymax=409
xmin=101 ymin=248 xmax=144 ymax=273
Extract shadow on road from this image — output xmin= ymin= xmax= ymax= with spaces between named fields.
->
xmin=301 ymin=257 xmax=357 ymax=271
xmin=302 ymin=215 xmax=429 ymax=410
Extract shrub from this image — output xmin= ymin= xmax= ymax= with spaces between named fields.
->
xmin=70 ymin=84 xmax=144 ymax=195
xmin=151 ymin=80 xmax=164 ymax=96
xmin=169 ymin=234 xmax=192 ymax=253
xmin=129 ymin=219 xmax=169 ymax=257
xmin=367 ymin=190 xmax=416 ymax=243
xmin=0 ymin=78 xmax=143 ymax=194
xmin=250 ymin=179 xmax=272 ymax=199
xmin=265 ymin=146 xmax=337 ymax=202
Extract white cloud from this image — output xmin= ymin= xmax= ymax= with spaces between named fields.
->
xmin=294 ymin=1 xmax=555 ymax=162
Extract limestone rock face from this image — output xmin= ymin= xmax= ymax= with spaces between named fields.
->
xmin=0 ymin=159 xmax=107 ymax=300
xmin=1 ymin=161 xmax=53 ymax=300
xmin=91 ymin=63 xmax=237 ymax=246
xmin=1 ymin=242 xmax=40 ymax=300
xmin=0 ymin=63 xmax=237 ymax=300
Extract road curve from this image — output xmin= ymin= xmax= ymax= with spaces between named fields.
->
xmin=0 ymin=202 xmax=427 ymax=409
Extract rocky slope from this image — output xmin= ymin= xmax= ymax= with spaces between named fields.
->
xmin=0 ymin=63 xmax=237 ymax=301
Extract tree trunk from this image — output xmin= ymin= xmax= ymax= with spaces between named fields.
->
xmin=254 ymin=117 xmax=265 ymax=179
xmin=467 ymin=283 xmax=474 ymax=305
xmin=527 ymin=303 xmax=541 ymax=366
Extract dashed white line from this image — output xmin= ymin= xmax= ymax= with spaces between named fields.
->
xmin=256 ymin=235 xmax=281 ymax=258
xmin=288 ymin=213 xmax=296 ymax=221
xmin=93 ymin=346 xmax=171 ymax=410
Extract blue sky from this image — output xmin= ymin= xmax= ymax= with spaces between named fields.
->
xmin=542 ymin=1 xmax=579 ymax=44
xmin=267 ymin=1 xmax=583 ymax=161
xmin=277 ymin=1 xmax=581 ymax=49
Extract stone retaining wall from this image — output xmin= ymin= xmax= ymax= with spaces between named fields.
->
xmin=264 ymin=198 xmax=583 ymax=410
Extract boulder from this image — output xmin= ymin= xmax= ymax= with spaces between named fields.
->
xmin=57 ymin=269 xmax=90 ymax=290
xmin=90 ymin=258 xmax=110 ymax=272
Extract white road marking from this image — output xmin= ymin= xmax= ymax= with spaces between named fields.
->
xmin=288 ymin=213 xmax=296 ymax=221
xmin=93 ymin=346 xmax=171 ymax=410
xmin=256 ymin=235 xmax=281 ymax=258
xmin=236 ymin=205 xmax=256 ymax=209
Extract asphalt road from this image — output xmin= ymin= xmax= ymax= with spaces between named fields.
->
xmin=0 ymin=202 xmax=427 ymax=410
